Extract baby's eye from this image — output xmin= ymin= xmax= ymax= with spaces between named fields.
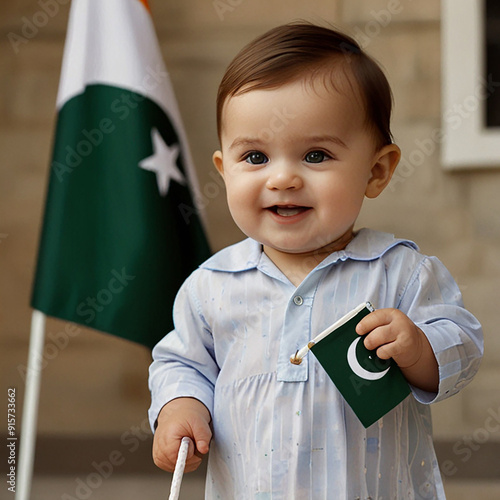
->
xmin=305 ymin=151 xmax=329 ymax=163
xmin=244 ymin=151 xmax=268 ymax=165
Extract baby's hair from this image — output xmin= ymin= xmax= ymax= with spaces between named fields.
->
xmin=216 ymin=22 xmax=393 ymax=148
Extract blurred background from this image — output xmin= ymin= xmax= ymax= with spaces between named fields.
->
xmin=1 ymin=0 xmax=499 ymax=498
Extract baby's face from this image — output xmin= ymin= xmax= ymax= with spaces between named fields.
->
xmin=213 ymin=78 xmax=388 ymax=259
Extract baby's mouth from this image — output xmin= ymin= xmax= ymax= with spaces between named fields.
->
xmin=269 ymin=205 xmax=311 ymax=217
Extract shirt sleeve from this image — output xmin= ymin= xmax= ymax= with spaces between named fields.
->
xmin=148 ymin=272 xmax=219 ymax=432
xmin=398 ymin=256 xmax=483 ymax=404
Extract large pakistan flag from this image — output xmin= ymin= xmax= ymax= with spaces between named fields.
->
xmin=31 ymin=0 xmax=210 ymax=348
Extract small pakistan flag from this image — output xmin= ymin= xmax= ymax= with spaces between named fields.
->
xmin=292 ymin=303 xmax=410 ymax=428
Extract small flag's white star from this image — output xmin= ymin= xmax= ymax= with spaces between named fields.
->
xmin=139 ymin=128 xmax=185 ymax=196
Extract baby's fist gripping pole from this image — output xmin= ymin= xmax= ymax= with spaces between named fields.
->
xmin=168 ymin=437 xmax=191 ymax=500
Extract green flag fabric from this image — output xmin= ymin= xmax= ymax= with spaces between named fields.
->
xmin=31 ymin=0 xmax=211 ymax=348
xmin=297 ymin=303 xmax=410 ymax=428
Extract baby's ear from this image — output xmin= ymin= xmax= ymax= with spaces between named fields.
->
xmin=212 ymin=150 xmax=224 ymax=176
xmin=365 ymin=144 xmax=401 ymax=199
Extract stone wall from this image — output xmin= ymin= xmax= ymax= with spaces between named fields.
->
xmin=1 ymin=0 xmax=498 ymax=475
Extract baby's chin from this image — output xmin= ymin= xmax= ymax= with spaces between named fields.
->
xmin=261 ymin=242 xmax=336 ymax=258
xmin=261 ymin=232 xmax=355 ymax=257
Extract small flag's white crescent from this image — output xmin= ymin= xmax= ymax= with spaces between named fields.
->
xmin=347 ymin=337 xmax=391 ymax=381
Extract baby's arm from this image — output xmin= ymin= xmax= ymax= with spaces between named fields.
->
xmin=356 ymin=309 xmax=439 ymax=393
xmin=153 ymin=397 xmax=212 ymax=473
xmin=149 ymin=271 xmax=219 ymax=472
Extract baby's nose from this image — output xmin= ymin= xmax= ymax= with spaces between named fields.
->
xmin=265 ymin=164 xmax=303 ymax=190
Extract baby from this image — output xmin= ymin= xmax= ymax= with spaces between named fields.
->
xmin=149 ymin=23 xmax=483 ymax=499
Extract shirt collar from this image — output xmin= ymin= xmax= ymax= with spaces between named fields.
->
xmin=200 ymin=228 xmax=418 ymax=273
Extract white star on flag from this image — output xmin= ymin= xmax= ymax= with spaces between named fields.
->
xmin=139 ymin=128 xmax=186 ymax=196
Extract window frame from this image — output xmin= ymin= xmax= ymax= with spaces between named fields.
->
xmin=441 ymin=0 xmax=500 ymax=169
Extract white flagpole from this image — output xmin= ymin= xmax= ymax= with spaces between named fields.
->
xmin=16 ymin=310 xmax=46 ymax=500
xmin=168 ymin=437 xmax=191 ymax=500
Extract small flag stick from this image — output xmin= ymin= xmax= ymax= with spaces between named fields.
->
xmin=290 ymin=302 xmax=373 ymax=365
xmin=168 ymin=437 xmax=191 ymax=500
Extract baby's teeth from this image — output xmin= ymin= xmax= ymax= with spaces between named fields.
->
xmin=276 ymin=207 xmax=301 ymax=216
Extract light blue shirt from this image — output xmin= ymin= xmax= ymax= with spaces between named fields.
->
xmin=149 ymin=229 xmax=483 ymax=500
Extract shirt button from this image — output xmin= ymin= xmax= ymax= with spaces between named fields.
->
xmin=293 ymin=295 xmax=304 ymax=306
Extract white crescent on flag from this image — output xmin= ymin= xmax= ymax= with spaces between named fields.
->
xmin=346 ymin=337 xmax=391 ymax=381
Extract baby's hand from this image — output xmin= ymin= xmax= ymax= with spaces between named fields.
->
xmin=356 ymin=308 xmax=438 ymax=392
xmin=356 ymin=308 xmax=424 ymax=368
xmin=152 ymin=397 xmax=212 ymax=473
